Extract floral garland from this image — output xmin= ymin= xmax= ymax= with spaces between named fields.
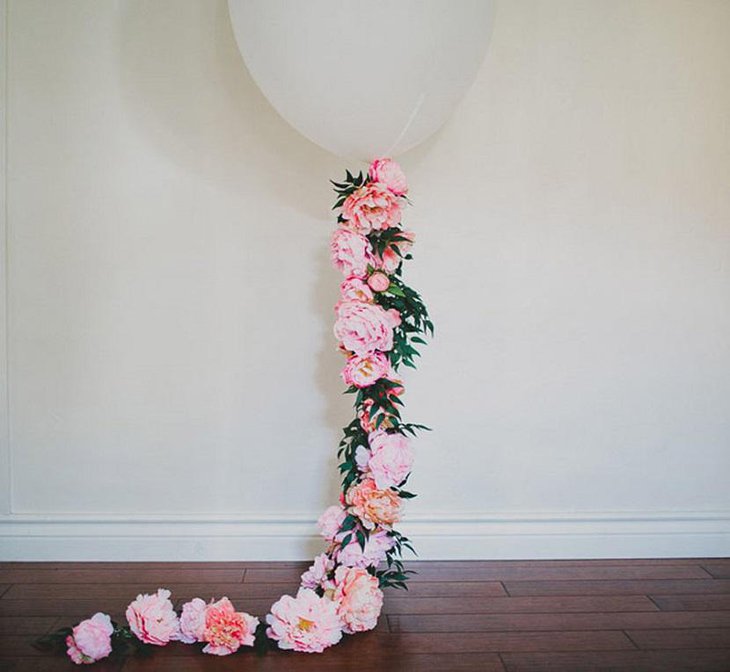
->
xmin=36 ymin=158 xmax=431 ymax=663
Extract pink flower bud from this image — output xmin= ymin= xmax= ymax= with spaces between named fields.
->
xmin=367 ymin=272 xmax=390 ymax=293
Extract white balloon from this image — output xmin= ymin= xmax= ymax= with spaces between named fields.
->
xmin=227 ymin=0 xmax=495 ymax=162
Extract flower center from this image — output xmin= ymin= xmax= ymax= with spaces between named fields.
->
xmin=297 ymin=618 xmax=315 ymax=632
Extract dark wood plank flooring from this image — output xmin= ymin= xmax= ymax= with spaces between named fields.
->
xmin=1 ymin=559 xmax=729 ymax=671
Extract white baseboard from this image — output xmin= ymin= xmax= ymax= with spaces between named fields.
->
xmin=1 ymin=510 xmax=729 ymax=561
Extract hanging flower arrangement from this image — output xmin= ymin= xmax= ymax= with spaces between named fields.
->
xmin=36 ymin=158 xmax=432 ymax=663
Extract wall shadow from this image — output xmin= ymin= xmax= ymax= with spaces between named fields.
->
xmin=114 ymin=0 xmax=342 ymax=217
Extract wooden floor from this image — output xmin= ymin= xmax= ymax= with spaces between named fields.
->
xmin=1 ymin=559 xmax=730 ymax=671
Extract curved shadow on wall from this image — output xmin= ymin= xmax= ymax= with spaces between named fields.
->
xmin=114 ymin=0 xmax=360 ymax=539
xmin=113 ymin=0 xmax=440 ymax=552
xmin=114 ymin=0 xmax=341 ymax=218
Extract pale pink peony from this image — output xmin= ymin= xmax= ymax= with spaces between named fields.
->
xmin=337 ymin=529 xmax=396 ymax=569
xmin=355 ymin=444 xmax=370 ymax=472
xmin=334 ymin=301 xmax=400 ymax=356
xmin=266 ymin=588 xmax=343 ymax=653
xmin=368 ymin=158 xmax=408 ymax=196
xmin=367 ymin=430 xmax=414 ymax=490
xmin=317 ymin=504 xmax=346 ymax=542
xmin=378 ymin=230 xmax=415 ymax=273
xmin=341 ymin=183 xmax=402 ymax=234
xmin=330 ymin=229 xmax=375 ymax=279
xmin=346 ymin=478 xmax=402 ymax=530
xmin=367 ymin=271 xmax=390 ymax=293
xmin=178 ymin=598 xmax=207 ymax=644
xmin=65 ymin=612 xmax=113 ymax=665
xmin=341 ymin=352 xmax=390 ymax=388
xmin=340 ymin=277 xmax=374 ymax=303
xmin=333 ymin=566 xmax=384 ymax=634
xmin=300 ymin=553 xmax=335 ymax=591
xmin=202 ymin=597 xmax=259 ymax=656
xmin=126 ymin=588 xmax=180 ymax=646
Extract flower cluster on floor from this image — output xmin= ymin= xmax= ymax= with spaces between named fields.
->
xmin=39 ymin=158 xmax=431 ymax=663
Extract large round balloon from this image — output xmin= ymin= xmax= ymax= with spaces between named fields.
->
xmin=227 ymin=0 xmax=495 ymax=161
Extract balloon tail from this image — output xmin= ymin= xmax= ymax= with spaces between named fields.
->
xmin=385 ymin=92 xmax=426 ymax=158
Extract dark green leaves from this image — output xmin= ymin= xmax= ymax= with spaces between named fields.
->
xmin=330 ymin=170 xmax=366 ymax=204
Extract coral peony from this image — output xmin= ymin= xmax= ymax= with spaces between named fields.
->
xmin=317 ymin=504 xmax=346 ymax=542
xmin=340 ymin=277 xmax=374 ymax=303
xmin=367 ymin=430 xmax=414 ymax=490
xmin=345 ymin=478 xmax=402 ymax=529
xmin=126 ymin=588 xmax=180 ymax=646
xmin=330 ymin=229 xmax=375 ymax=279
xmin=66 ymin=612 xmax=113 ymax=665
xmin=300 ymin=553 xmax=335 ymax=591
xmin=178 ymin=598 xmax=207 ymax=644
xmin=202 ymin=597 xmax=259 ymax=656
xmin=368 ymin=158 xmax=408 ymax=196
xmin=341 ymin=352 xmax=390 ymax=388
xmin=266 ymin=588 xmax=343 ymax=653
xmin=337 ymin=528 xmax=395 ymax=569
xmin=332 ymin=566 xmax=384 ymax=634
xmin=341 ymin=183 xmax=402 ymax=234
xmin=334 ymin=301 xmax=400 ymax=356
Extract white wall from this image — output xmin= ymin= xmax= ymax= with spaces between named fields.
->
xmin=1 ymin=0 xmax=729 ymax=560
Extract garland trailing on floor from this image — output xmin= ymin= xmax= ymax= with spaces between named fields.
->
xmin=35 ymin=158 xmax=431 ymax=663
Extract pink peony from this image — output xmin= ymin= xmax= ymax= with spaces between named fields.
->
xmin=317 ymin=504 xmax=346 ymax=542
xmin=378 ymin=230 xmax=415 ymax=273
xmin=386 ymin=308 xmax=402 ymax=328
xmin=346 ymin=478 xmax=402 ymax=530
xmin=126 ymin=588 xmax=180 ymax=646
xmin=330 ymin=229 xmax=375 ymax=279
xmin=334 ymin=301 xmax=400 ymax=356
xmin=341 ymin=183 xmax=402 ymax=234
xmin=340 ymin=277 xmax=374 ymax=303
xmin=367 ymin=271 xmax=390 ymax=293
xmin=358 ymin=399 xmax=377 ymax=433
xmin=341 ymin=352 xmax=390 ymax=388
xmin=368 ymin=158 xmax=408 ymax=196
xmin=301 ymin=553 xmax=335 ymax=591
xmin=333 ymin=566 xmax=384 ymax=634
xmin=266 ymin=588 xmax=343 ymax=653
xmin=202 ymin=597 xmax=259 ymax=656
xmin=179 ymin=598 xmax=207 ymax=644
xmin=337 ymin=529 xmax=396 ymax=569
xmin=65 ymin=612 xmax=113 ymax=665
xmin=367 ymin=430 xmax=414 ymax=490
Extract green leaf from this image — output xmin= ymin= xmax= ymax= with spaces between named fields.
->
xmin=341 ymin=515 xmax=357 ymax=532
